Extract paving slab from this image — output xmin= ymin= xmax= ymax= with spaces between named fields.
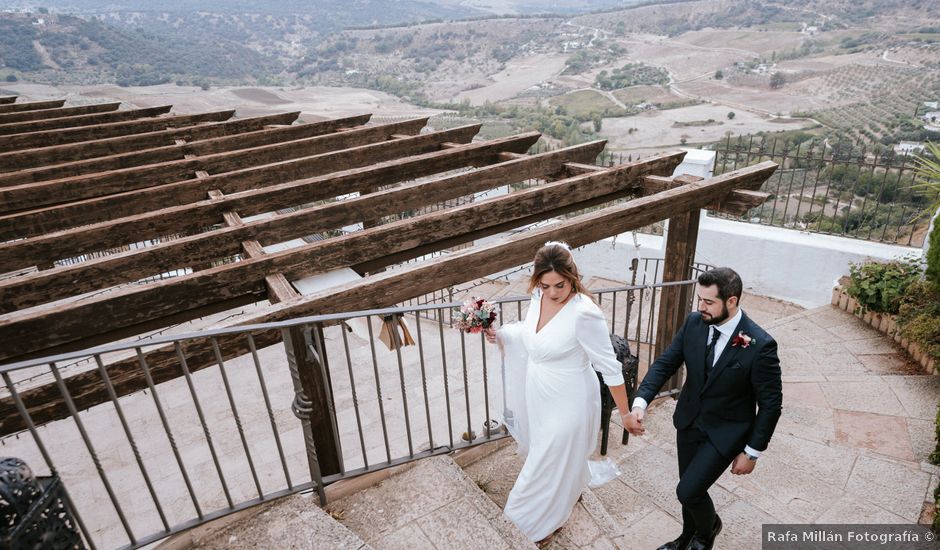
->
xmin=190 ymin=491 xmax=372 ymax=549
xmin=819 ymin=379 xmax=906 ymax=415
xmin=882 ymin=375 xmax=940 ymax=421
xmin=844 ymin=455 xmax=933 ymax=520
xmin=834 ymin=409 xmax=915 ymax=461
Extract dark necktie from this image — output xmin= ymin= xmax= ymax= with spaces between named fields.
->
xmin=704 ymin=328 xmax=721 ymax=376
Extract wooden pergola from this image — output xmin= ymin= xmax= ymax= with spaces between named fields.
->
xmin=0 ymin=96 xmax=777 ymax=474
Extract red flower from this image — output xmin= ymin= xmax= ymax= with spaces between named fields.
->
xmin=731 ymin=331 xmax=752 ymax=348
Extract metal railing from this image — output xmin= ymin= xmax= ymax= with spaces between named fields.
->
xmin=0 ymin=276 xmax=696 ymax=549
xmin=713 ymin=136 xmax=931 ymax=247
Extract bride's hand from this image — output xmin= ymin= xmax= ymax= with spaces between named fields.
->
xmin=483 ymin=327 xmax=498 ymax=344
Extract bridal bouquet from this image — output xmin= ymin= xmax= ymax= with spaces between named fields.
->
xmin=453 ymin=297 xmax=498 ymax=333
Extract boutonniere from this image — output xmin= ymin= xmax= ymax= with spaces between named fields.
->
xmin=731 ymin=331 xmax=752 ymax=348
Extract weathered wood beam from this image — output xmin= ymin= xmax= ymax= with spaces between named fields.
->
xmin=0 ymin=102 xmax=120 ymax=125
xmin=0 ymin=141 xmax=609 ymax=311
xmin=0 ymin=111 xmax=296 ymax=171
xmin=0 ymin=124 xmax=484 ymax=241
xmin=0 ymin=114 xmax=369 ymax=187
xmin=0 ymin=151 xmax=683 ymax=362
xmin=0 ymin=110 xmax=234 ymax=152
xmin=0 ymin=99 xmax=63 ymax=114
xmin=0 ymin=118 xmax=429 ymax=213
xmin=0 ymin=96 xmax=16 ymax=105
xmin=0 ymin=105 xmax=171 ymax=136
xmin=0 ymin=160 xmax=778 ymax=436
xmin=706 ymin=189 xmax=771 ymax=216
xmin=640 ymin=175 xmax=771 ymax=215
xmin=0 ymin=130 xmax=532 ymax=272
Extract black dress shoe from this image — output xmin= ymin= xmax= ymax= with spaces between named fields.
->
xmin=686 ymin=515 xmax=722 ymax=550
xmin=655 ymin=534 xmax=692 ymax=550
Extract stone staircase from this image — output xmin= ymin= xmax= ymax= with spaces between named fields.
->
xmin=164 ymin=302 xmax=939 ymax=549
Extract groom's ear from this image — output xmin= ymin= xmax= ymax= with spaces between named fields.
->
xmin=727 ymin=295 xmax=739 ymax=309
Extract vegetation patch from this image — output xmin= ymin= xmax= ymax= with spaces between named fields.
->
xmin=673 ymin=119 xmax=722 ymax=128
xmin=595 ymin=63 xmax=668 ymax=90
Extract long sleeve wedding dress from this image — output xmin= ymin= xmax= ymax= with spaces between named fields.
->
xmin=498 ymin=290 xmax=624 ymax=542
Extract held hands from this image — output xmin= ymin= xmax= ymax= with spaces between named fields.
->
xmin=730 ymin=452 xmax=757 ymax=475
xmin=483 ymin=327 xmax=498 ymax=344
xmin=623 ymin=407 xmax=645 ymax=436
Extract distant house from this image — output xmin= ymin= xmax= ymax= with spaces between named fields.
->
xmin=32 ymin=17 xmax=44 ymax=25
xmin=894 ymin=142 xmax=925 ymax=155
xmin=924 ymin=101 xmax=939 ymax=110
xmin=923 ymin=111 xmax=940 ymax=124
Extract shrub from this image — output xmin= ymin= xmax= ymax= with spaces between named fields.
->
xmin=896 ymin=280 xmax=940 ymax=361
xmin=845 ymin=257 xmax=921 ymax=314
xmin=926 ymin=214 xmax=940 ymax=288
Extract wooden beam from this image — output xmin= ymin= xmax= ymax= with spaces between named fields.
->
xmin=0 ymin=124 xmax=485 ymax=241
xmin=0 ymin=105 xmax=172 ymax=136
xmin=0 ymin=99 xmax=63 ymax=113
xmin=0 ymin=151 xmax=683 ymax=363
xmin=0 ymin=102 xmax=120 ymax=125
xmin=0 ymin=109 xmax=234 ymax=152
xmin=0 ymin=114 xmax=370 ymax=187
xmin=655 ymin=175 xmax=703 ymax=390
xmin=641 ymin=175 xmax=771 ymax=215
xmin=0 ymin=118 xmax=429 ymax=213
xmin=706 ymin=189 xmax=771 ymax=216
xmin=0 ymin=141 xmax=610 ymax=311
xmin=0 ymin=130 xmax=535 ymax=272
xmin=0 ymin=96 xmax=16 ymax=105
xmin=0 ymin=111 xmax=298 ymax=171
xmin=0 ymin=160 xmax=778 ymax=436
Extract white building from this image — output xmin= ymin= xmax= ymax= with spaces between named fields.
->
xmin=894 ymin=142 xmax=925 ymax=155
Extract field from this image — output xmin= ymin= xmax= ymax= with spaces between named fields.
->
xmin=598 ymin=103 xmax=810 ymax=150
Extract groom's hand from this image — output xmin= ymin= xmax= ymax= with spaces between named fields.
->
xmin=730 ymin=453 xmax=757 ymax=475
xmin=624 ymin=407 xmax=645 ymax=436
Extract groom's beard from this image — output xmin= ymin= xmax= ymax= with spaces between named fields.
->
xmin=701 ymin=303 xmax=729 ymax=325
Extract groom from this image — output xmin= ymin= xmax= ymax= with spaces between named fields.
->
xmin=625 ymin=267 xmax=782 ymax=550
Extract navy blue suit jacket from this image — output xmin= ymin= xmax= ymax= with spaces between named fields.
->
xmin=636 ymin=311 xmax=783 ymax=458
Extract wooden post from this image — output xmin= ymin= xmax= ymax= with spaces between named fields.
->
xmin=655 ymin=175 xmax=702 ymax=391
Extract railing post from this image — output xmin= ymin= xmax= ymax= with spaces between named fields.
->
xmin=282 ymin=324 xmax=341 ymax=486
xmin=656 ymin=175 xmax=702 ymax=391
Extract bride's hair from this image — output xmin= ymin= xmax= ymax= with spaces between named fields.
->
xmin=527 ymin=241 xmax=593 ymax=299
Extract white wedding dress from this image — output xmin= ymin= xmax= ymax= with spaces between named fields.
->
xmin=498 ymin=290 xmax=624 ymax=542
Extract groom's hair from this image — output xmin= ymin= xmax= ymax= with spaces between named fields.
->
xmin=697 ymin=267 xmax=743 ymax=302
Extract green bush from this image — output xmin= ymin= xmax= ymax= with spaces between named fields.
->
xmin=896 ymin=280 xmax=940 ymax=362
xmin=926 ymin=215 xmax=940 ymax=288
xmin=845 ymin=257 xmax=921 ymax=314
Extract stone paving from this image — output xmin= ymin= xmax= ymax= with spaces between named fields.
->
xmin=465 ymin=303 xmax=939 ymax=549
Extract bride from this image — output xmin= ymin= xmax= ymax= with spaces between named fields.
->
xmin=485 ymin=241 xmax=631 ymax=546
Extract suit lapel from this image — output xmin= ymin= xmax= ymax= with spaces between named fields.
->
xmin=702 ymin=313 xmax=750 ymax=392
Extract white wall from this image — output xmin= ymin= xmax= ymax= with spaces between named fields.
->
xmin=573 ymin=213 xmax=923 ymax=308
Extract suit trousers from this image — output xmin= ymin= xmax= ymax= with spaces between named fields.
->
xmin=676 ymin=421 xmax=735 ymax=538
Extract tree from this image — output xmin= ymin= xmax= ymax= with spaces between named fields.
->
xmin=770 ymin=72 xmax=786 ymax=89
xmin=5 ymin=74 xmax=17 ymax=82
xmin=592 ymin=114 xmax=602 ymax=132
xmin=714 ymin=69 xmax=723 ymax=79
xmin=727 ymin=111 xmax=735 ymax=120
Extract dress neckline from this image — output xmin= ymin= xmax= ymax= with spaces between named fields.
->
xmin=534 ymin=291 xmax=577 ymax=334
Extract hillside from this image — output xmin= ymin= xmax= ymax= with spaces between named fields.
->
xmin=0 ymin=12 xmax=278 ymax=85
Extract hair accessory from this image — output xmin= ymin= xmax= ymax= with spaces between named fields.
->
xmin=544 ymin=240 xmax=571 ymax=251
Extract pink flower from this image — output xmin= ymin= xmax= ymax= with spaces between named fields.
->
xmin=453 ymin=296 xmax=499 ymax=334
xmin=731 ymin=331 xmax=752 ymax=348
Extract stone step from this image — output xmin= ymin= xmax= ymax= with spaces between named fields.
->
xmin=179 ymin=490 xmax=373 ymax=549
xmin=462 ymin=439 xmax=632 ymax=549
xmin=325 ymin=455 xmax=535 ymax=549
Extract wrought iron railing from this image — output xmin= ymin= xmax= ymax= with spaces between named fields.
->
xmin=0 ymin=277 xmax=696 ymax=549
xmin=713 ymin=136 xmax=931 ymax=247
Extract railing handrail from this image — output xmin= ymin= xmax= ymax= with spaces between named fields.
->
xmin=0 ymin=279 xmax=696 ymax=375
